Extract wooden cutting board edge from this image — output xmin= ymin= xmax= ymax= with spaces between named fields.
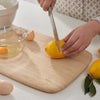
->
xmin=0 ymin=51 xmax=92 ymax=93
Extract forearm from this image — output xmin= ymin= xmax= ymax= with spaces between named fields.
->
xmin=86 ymin=20 xmax=100 ymax=36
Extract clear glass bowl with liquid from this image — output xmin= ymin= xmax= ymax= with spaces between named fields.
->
xmin=0 ymin=26 xmax=27 ymax=58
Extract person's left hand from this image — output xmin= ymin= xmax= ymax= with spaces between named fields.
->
xmin=61 ymin=20 xmax=100 ymax=56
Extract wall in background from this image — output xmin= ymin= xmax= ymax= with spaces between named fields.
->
xmin=24 ymin=0 xmax=38 ymax=4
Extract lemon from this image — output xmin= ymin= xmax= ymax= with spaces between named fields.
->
xmin=45 ymin=40 xmax=66 ymax=58
xmin=89 ymin=59 xmax=100 ymax=79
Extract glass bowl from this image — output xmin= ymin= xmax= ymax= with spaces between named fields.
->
xmin=0 ymin=26 xmax=27 ymax=58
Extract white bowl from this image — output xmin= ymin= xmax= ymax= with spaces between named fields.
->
xmin=0 ymin=0 xmax=18 ymax=28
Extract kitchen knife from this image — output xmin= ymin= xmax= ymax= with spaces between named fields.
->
xmin=48 ymin=6 xmax=61 ymax=53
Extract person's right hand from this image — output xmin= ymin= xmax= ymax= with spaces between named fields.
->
xmin=37 ymin=0 xmax=56 ymax=11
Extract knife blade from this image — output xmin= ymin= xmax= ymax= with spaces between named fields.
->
xmin=48 ymin=6 xmax=61 ymax=53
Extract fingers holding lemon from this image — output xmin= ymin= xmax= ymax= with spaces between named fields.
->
xmin=45 ymin=40 xmax=66 ymax=58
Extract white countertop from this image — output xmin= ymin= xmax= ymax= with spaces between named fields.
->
xmin=0 ymin=0 xmax=100 ymax=100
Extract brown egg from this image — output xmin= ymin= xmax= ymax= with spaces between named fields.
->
xmin=98 ymin=48 xmax=100 ymax=55
xmin=0 ymin=80 xmax=13 ymax=95
xmin=23 ymin=30 xmax=35 ymax=41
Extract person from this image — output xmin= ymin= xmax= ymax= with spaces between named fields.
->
xmin=37 ymin=0 xmax=100 ymax=56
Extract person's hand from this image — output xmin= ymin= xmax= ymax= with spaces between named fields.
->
xmin=61 ymin=20 xmax=100 ymax=56
xmin=37 ymin=0 xmax=56 ymax=11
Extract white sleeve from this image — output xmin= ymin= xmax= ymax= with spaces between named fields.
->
xmin=92 ymin=17 xmax=100 ymax=35
xmin=92 ymin=17 xmax=100 ymax=23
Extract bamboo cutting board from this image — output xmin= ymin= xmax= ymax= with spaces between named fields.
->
xmin=0 ymin=29 xmax=92 ymax=93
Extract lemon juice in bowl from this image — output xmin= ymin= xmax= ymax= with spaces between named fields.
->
xmin=0 ymin=27 xmax=27 ymax=58
xmin=0 ymin=41 xmax=23 ymax=58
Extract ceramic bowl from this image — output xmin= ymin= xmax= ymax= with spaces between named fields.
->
xmin=0 ymin=0 xmax=18 ymax=28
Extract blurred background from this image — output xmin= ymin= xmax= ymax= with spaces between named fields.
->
xmin=24 ymin=0 xmax=38 ymax=4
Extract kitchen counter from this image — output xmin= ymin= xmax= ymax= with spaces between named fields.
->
xmin=0 ymin=0 xmax=100 ymax=100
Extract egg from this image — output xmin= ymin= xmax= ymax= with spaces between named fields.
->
xmin=0 ymin=47 xmax=8 ymax=54
xmin=23 ymin=30 xmax=35 ymax=41
xmin=98 ymin=48 xmax=100 ymax=55
xmin=0 ymin=80 xmax=13 ymax=95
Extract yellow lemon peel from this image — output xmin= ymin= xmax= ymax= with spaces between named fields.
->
xmin=45 ymin=40 xmax=66 ymax=58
